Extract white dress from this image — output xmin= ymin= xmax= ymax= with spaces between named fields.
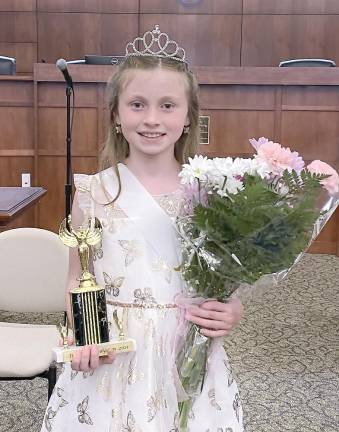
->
xmin=41 ymin=166 xmax=243 ymax=432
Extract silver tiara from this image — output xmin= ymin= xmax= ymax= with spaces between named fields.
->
xmin=125 ymin=25 xmax=186 ymax=63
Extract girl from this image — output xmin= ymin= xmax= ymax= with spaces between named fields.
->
xmin=41 ymin=26 xmax=244 ymax=432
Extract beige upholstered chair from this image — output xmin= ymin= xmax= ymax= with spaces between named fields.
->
xmin=0 ymin=228 xmax=68 ymax=399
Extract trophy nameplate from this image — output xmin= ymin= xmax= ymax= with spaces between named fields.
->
xmin=53 ymin=216 xmax=136 ymax=363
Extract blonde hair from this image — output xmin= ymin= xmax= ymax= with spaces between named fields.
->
xmin=100 ymin=56 xmax=200 ymax=170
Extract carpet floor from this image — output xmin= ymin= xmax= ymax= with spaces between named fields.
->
xmin=0 ymin=253 xmax=338 ymax=432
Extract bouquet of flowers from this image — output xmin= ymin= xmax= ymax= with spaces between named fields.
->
xmin=175 ymin=137 xmax=339 ymax=429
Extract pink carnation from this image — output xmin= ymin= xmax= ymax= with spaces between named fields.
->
xmin=182 ymin=182 xmax=209 ymax=215
xmin=249 ymin=137 xmax=305 ymax=176
xmin=249 ymin=136 xmax=272 ymax=152
xmin=307 ymin=160 xmax=339 ymax=196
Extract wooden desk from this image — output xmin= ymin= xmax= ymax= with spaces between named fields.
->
xmin=0 ymin=187 xmax=46 ymax=227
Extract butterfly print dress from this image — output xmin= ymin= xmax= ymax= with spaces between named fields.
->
xmin=40 ymin=166 xmax=243 ymax=432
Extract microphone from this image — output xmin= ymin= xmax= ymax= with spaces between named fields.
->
xmin=56 ymin=58 xmax=73 ymax=89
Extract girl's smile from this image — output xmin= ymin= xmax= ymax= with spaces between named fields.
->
xmin=116 ymin=68 xmax=189 ymax=159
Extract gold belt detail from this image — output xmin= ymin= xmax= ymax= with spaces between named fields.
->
xmin=107 ymin=300 xmax=177 ymax=309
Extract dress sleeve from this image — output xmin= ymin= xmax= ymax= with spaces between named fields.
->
xmin=73 ymin=173 xmax=94 ymax=219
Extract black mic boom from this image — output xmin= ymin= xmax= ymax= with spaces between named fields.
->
xmin=56 ymin=58 xmax=73 ymax=89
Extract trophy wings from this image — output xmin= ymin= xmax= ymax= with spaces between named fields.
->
xmin=59 ymin=217 xmax=103 ymax=248
xmin=86 ymin=218 xmax=102 ymax=246
xmin=59 ymin=218 xmax=79 ymax=247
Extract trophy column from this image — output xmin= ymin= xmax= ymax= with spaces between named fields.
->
xmin=53 ymin=216 xmax=136 ymax=363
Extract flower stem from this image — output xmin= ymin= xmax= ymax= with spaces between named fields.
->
xmin=176 ymin=323 xmax=211 ymax=428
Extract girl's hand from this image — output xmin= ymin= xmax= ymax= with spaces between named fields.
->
xmin=71 ymin=345 xmax=116 ymax=372
xmin=185 ymin=298 xmax=244 ymax=338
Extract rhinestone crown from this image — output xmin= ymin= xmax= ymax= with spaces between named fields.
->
xmin=125 ymin=25 xmax=186 ymax=63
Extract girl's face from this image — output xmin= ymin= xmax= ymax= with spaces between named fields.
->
xmin=116 ymin=68 xmax=189 ymax=161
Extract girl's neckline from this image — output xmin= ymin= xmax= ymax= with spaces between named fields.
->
xmin=152 ymin=188 xmax=182 ymax=197
xmin=116 ymin=162 xmax=182 ymax=198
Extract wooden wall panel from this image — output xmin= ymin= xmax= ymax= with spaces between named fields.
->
xmin=2 ymin=66 xmax=338 ymax=253
xmin=0 ymin=157 xmax=34 ymax=187
xmin=37 ymin=0 xmax=138 ymax=13
xmin=0 ymin=1 xmax=36 ymax=11
xmin=38 ymin=13 xmax=138 ymax=63
xmin=0 ymin=10 xmax=37 ymax=73
xmin=101 ymin=14 xmax=139 ymax=57
xmin=140 ymin=0 xmax=242 ymax=14
xmin=200 ymin=110 xmax=275 ymax=157
xmin=308 ymin=212 xmax=339 ymax=255
xmin=0 ymin=42 xmax=37 ymax=73
xmin=244 ymin=0 xmax=339 ymax=14
xmin=242 ymin=15 xmax=339 ymax=66
xmin=282 ymin=86 xmax=339 ymax=110
xmin=37 ymin=83 xmax=98 ymax=108
xmin=200 ymin=85 xmax=276 ymax=110
xmin=37 ymin=13 xmax=100 ymax=63
xmin=0 ymin=107 xmax=34 ymax=151
xmin=38 ymin=108 xmax=98 ymax=155
xmin=0 ymin=155 xmax=36 ymax=228
xmin=281 ymin=111 xmax=339 ymax=167
xmin=0 ymin=80 xmax=33 ymax=105
xmin=0 ymin=12 xmax=36 ymax=42
xmin=140 ymin=15 xmax=242 ymax=66
xmin=38 ymin=156 xmax=97 ymax=232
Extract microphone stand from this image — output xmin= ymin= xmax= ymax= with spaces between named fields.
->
xmin=64 ymin=83 xmax=73 ymax=330
xmin=65 ymin=84 xmax=73 ymax=221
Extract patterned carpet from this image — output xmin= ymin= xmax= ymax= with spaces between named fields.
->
xmin=0 ymin=253 xmax=338 ymax=432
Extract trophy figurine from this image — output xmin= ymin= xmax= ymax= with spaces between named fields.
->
xmin=53 ymin=216 xmax=136 ymax=363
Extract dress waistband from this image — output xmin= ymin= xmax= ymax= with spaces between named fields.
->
xmin=107 ymin=300 xmax=177 ymax=309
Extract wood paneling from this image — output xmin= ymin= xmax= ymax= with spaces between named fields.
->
xmin=38 ymin=13 xmax=138 ymax=63
xmin=0 ymin=42 xmax=37 ymax=73
xmin=282 ymin=86 xmax=339 ymax=110
xmin=38 ymin=108 xmax=98 ymax=154
xmin=0 ymin=107 xmax=34 ymax=150
xmin=2 ymin=1 xmax=339 ymax=73
xmin=37 ymin=0 xmax=138 ymax=13
xmin=308 ymin=211 xmax=339 ymax=255
xmin=140 ymin=15 xmax=242 ymax=66
xmin=0 ymin=1 xmax=36 ymax=11
xmin=100 ymin=14 xmax=138 ymax=56
xmin=200 ymin=85 xmax=276 ymax=110
xmin=200 ymin=110 xmax=275 ymax=156
xmin=37 ymin=83 xmax=98 ymax=107
xmin=242 ymin=15 xmax=339 ymax=67
xmin=0 ymin=81 xmax=33 ymax=105
xmin=0 ymin=78 xmax=35 ymax=194
xmin=281 ymin=111 xmax=339 ymax=165
xmin=0 ymin=12 xmax=36 ymax=42
xmin=37 ymin=13 xmax=100 ymax=63
xmin=140 ymin=0 xmax=242 ymax=14
xmin=244 ymin=0 xmax=339 ymax=14
xmin=0 ymin=157 xmax=34 ymax=187
xmin=38 ymin=156 xmax=97 ymax=232
xmin=1 ymin=66 xmax=338 ymax=254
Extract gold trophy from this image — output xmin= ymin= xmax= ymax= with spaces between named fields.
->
xmin=53 ymin=216 xmax=136 ymax=363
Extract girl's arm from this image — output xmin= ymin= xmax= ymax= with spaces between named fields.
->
xmin=185 ymin=298 xmax=244 ymax=338
xmin=66 ymin=192 xmax=115 ymax=371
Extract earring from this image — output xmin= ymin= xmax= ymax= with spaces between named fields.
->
xmin=115 ymin=124 xmax=121 ymax=134
xmin=183 ymin=125 xmax=190 ymax=134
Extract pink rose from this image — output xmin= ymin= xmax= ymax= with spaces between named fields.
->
xmin=307 ymin=160 xmax=339 ymax=196
xmin=249 ymin=137 xmax=304 ymax=176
